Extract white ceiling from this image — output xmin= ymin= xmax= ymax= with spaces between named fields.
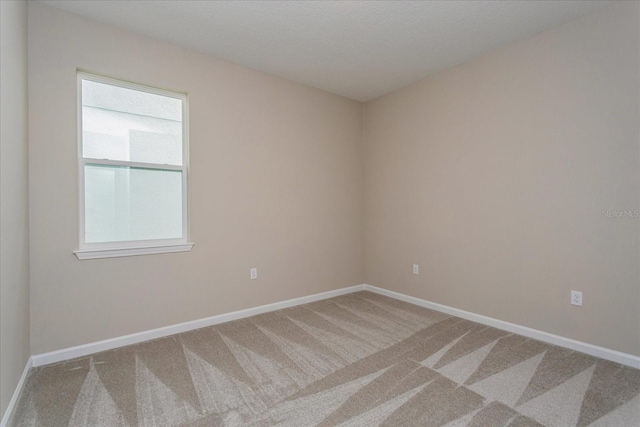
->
xmin=41 ymin=0 xmax=612 ymax=102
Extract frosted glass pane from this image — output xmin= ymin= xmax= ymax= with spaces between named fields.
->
xmin=84 ymin=164 xmax=183 ymax=243
xmin=82 ymin=79 xmax=183 ymax=165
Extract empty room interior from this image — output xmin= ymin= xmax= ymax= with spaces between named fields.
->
xmin=1 ymin=0 xmax=639 ymax=426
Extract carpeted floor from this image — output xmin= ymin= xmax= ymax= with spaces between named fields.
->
xmin=9 ymin=291 xmax=640 ymax=426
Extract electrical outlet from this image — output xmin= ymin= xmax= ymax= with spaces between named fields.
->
xmin=413 ymin=264 xmax=419 ymax=275
xmin=250 ymin=268 xmax=258 ymax=280
xmin=571 ymin=290 xmax=582 ymax=307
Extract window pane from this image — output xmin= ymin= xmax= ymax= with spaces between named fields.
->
xmin=84 ymin=164 xmax=183 ymax=243
xmin=82 ymin=79 xmax=183 ymax=165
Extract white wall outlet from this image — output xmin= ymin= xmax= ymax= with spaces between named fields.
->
xmin=413 ymin=264 xmax=419 ymax=275
xmin=250 ymin=268 xmax=258 ymax=280
xmin=571 ymin=290 xmax=582 ymax=306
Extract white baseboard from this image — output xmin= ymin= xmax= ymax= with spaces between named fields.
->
xmin=30 ymin=282 xmax=640 ymax=370
xmin=0 ymin=357 xmax=32 ymax=427
xmin=364 ymin=284 xmax=640 ymax=369
xmin=31 ymin=284 xmax=366 ymax=367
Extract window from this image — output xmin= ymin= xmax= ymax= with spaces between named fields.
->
xmin=74 ymin=72 xmax=192 ymax=259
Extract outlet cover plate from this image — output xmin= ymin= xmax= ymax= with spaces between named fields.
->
xmin=571 ymin=290 xmax=582 ymax=306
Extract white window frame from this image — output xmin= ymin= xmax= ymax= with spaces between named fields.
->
xmin=74 ymin=72 xmax=193 ymax=260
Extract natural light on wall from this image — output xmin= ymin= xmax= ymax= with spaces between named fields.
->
xmin=75 ymin=73 xmax=192 ymax=259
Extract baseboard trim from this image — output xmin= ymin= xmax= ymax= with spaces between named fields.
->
xmin=30 ymin=283 xmax=640 ymax=370
xmin=364 ymin=284 xmax=640 ymax=369
xmin=31 ymin=284 xmax=366 ymax=368
xmin=0 ymin=357 xmax=32 ymax=427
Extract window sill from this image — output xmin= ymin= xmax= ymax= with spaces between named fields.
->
xmin=74 ymin=243 xmax=194 ymax=260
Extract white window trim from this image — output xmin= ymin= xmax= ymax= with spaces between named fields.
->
xmin=74 ymin=243 xmax=194 ymax=260
xmin=75 ymin=72 xmax=193 ymax=260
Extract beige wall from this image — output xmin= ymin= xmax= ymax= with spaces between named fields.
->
xmin=28 ymin=2 xmax=363 ymax=354
xmin=26 ymin=1 xmax=640 ymax=360
xmin=364 ymin=2 xmax=640 ymax=356
xmin=1 ymin=0 xmax=31 ymax=419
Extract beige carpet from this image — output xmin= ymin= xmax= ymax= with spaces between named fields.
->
xmin=9 ymin=291 xmax=640 ymax=426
